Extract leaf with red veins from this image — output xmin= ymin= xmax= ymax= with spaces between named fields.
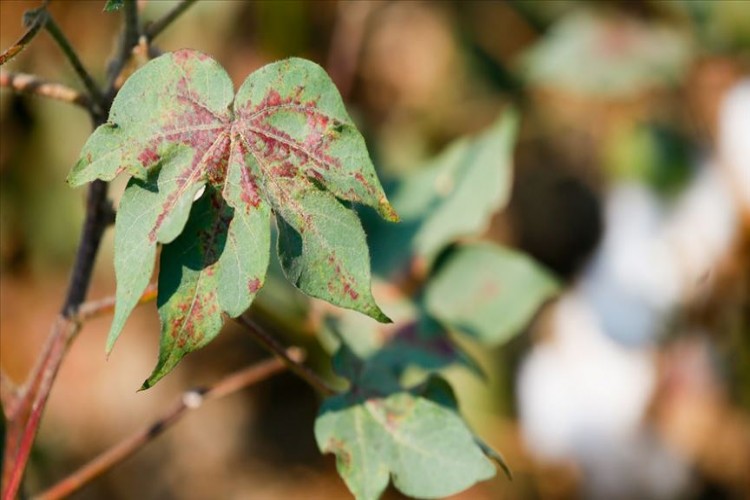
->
xmin=233 ymin=59 xmax=399 ymax=222
xmin=67 ymin=49 xmax=396 ymax=384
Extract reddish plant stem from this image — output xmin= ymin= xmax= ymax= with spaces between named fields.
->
xmin=0 ymin=2 xmax=143 ymax=498
xmin=2 ymin=318 xmax=79 ymax=500
xmin=33 ymin=351 xmax=300 ymax=500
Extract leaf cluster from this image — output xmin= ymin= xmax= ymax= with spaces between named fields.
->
xmin=69 ymin=49 xmax=558 ymax=499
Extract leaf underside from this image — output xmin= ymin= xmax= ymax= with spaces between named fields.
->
xmin=68 ymin=49 xmax=397 ymax=387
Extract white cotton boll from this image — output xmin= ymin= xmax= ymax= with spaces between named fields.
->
xmin=664 ymin=165 xmax=738 ymax=302
xmin=580 ymin=185 xmax=679 ymax=345
xmin=719 ymin=80 xmax=750 ymax=209
xmin=596 ymin=185 xmax=681 ymax=311
xmin=517 ymin=294 xmax=690 ymax=498
xmin=517 ymin=293 xmax=656 ymax=461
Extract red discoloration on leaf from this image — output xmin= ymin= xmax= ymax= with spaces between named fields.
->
xmin=266 ymin=89 xmax=282 ymax=107
xmin=309 ymin=169 xmax=325 ymax=183
xmin=248 ymin=278 xmax=261 ymax=294
xmin=138 ymin=146 xmax=160 ymax=166
xmin=354 ymin=172 xmax=377 ymax=196
xmin=343 ymin=283 xmax=359 ymax=300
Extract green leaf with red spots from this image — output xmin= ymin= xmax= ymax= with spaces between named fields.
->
xmin=315 ymin=346 xmax=496 ymax=500
xmin=68 ymin=49 xmax=396 ymax=385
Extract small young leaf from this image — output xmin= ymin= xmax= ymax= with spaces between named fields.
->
xmin=104 ymin=0 xmax=124 ymax=12
xmin=316 ymin=348 xmax=495 ymax=500
xmin=425 ymin=243 xmax=558 ymax=345
xmin=389 ymin=110 xmax=518 ymax=264
xmin=68 ymin=50 xmax=396 ymax=384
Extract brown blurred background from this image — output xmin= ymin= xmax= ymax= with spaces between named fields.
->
xmin=1 ymin=1 xmax=749 ymax=499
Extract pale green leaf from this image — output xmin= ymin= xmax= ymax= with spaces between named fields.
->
xmin=425 ymin=243 xmax=558 ymax=345
xmin=389 ymin=110 xmax=518 ymax=264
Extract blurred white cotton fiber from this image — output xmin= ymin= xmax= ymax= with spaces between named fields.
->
xmin=517 ymin=79 xmax=749 ymax=499
xmin=718 ymin=80 xmax=750 ymax=211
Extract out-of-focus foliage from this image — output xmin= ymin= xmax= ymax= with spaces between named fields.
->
xmin=103 ymin=0 xmax=123 ymax=13
xmin=426 ymin=243 xmax=558 ymax=346
xmin=389 ymin=111 xmax=517 ymax=265
xmin=521 ymin=11 xmax=692 ymax=97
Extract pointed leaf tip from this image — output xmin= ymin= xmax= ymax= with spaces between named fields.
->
xmin=378 ymin=197 xmax=400 ymax=222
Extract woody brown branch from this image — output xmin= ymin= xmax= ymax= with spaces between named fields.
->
xmin=0 ymin=70 xmax=91 ymax=109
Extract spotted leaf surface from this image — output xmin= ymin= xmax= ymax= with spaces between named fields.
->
xmin=68 ymin=50 xmax=396 ymax=385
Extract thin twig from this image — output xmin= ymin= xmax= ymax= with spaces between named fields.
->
xmin=43 ymin=14 xmax=104 ymax=110
xmin=76 ymin=283 xmax=158 ymax=323
xmin=144 ymin=0 xmax=198 ymax=42
xmin=0 ymin=5 xmax=47 ymax=67
xmin=61 ymin=181 xmax=111 ymax=315
xmin=0 ymin=70 xmax=92 ymax=110
xmin=234 ymin=315 xmax=336 ymax=396
xmin=105 ymin=0 xmax=140 ymax=95
xmin=33 ymin=352 xmax=299 ymax=500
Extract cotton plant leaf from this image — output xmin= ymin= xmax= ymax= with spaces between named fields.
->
xmin=388 ymin=110 xmax=518 ymax=265
xmin=425 ymin=243 xmax=559 ymax=345
xmin=68 ymin=49 xmax=396 ymax=384
xmin=315 ymin=347 xmax=496 ymax=500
